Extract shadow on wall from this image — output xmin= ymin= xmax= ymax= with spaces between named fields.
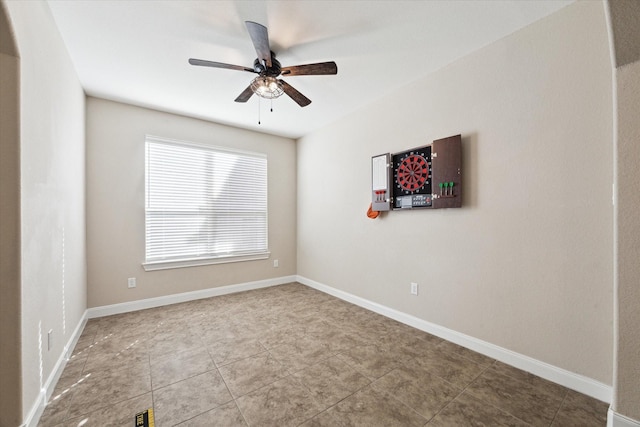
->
xmin=461 ymin=133 xmax=478 ymax=209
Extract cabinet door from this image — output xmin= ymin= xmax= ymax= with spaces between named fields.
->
xmin=371 ymin=153 xmax=391 ymax=211
xmin=431 ymin=134 xmax=462 ymax=209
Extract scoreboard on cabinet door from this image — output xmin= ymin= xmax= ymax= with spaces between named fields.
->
xmin=371 ymin=134 xmax=462 ymax=211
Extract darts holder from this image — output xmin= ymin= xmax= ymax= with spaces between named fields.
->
xmin=371 ymin=134 xmax=462 ymax=211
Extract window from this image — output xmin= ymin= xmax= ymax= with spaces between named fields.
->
xmin=144 ymin=136 xmax=268 ymax=270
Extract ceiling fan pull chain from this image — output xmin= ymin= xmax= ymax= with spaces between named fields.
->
xmin=270 ymin=98 xmax=274 ymax=113
xmin=258 ymin=97 xmax=261 ymax=125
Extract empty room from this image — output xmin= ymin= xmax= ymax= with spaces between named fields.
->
xmin=1 ymin=1 xmax=639 ymax=426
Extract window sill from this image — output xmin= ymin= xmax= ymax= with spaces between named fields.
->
xmin=142 ymin=251 xmax=270 ymax=271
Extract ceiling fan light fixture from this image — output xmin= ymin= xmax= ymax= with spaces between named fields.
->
xmin=250 ymin=76 xmax=284 ymax=99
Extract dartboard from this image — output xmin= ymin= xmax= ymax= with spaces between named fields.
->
xmin=393 ymin=147 xmax=431 ymax=196
xmin=397 ymin=154 xmax=428 ymax=191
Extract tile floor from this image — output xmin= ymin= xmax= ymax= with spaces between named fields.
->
xmin=38 ymin=282 xmax=608 ymax=426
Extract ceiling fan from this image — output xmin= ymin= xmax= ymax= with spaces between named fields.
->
xmin=189 ymin=21 xmax=337 ymax=107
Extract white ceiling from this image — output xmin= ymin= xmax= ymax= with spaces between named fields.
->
xmin=47 ymin=0 xmax=572 ymax=139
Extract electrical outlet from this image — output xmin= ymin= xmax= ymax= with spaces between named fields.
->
xmin=47 ymin=330 xmax=53 ymax=351
xmin=128 ymin=277 xmax=136 ymax=288
xmin=273 ymin=259 xmax=279 ymax=268
xmin=410 ymin=282 xmax=418 ymax=295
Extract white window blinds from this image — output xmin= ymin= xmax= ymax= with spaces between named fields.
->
xmin=145 ymin=136 xmax=268 ymax=267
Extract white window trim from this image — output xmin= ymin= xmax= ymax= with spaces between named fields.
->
xmin=142 ymin=251 xmax=271 ymax=271
xmin=146 ymin=135 xmax=268 ymax=159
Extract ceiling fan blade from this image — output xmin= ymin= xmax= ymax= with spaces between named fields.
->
xmin=189 ymin=58 xmax=255 ymax=73
xmin=245 ymin=21 xmax=272 ymax=68
xmin=234 ymin=85 xmax=254 ymax=103
xmin=280 ymin=80 xmax=311 ymax=107
xmin=281 ymin=61 xmax=338 ymax=76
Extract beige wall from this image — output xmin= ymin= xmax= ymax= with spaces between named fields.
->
xmin=86 ymin=98 xmax=297 ymax=308
xmin=607 ymin=0 xmax=640 ymax=421
xmin=3 ymin=0 xmax=87 ymax=423
xmin=0 ymin=2 xmax=21 ymax=425
xmin=297 ymin=0 xmax=613 ymax=384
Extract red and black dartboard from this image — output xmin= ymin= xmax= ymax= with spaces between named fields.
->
xmin=393 ymin=146 xmax=432 ymax=196
xmin=397 ymin=154 xmax=428 ymax=191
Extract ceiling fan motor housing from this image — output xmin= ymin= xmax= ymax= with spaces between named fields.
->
xmin=254 ymin=52 xmax=281 ymax=77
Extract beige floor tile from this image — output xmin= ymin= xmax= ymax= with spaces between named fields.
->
xmin=268 ymin=335 xmax=335 ymax=373
xmin=413 ymin=346 xmax=487 ymax=388
xmin=292 ymin=356 xmax=371 ymax=408
xmin=39 ymin=361 xmax=87 ymax=424
xmin=350 ymin=313 xmax=397 ymax=336
xmin=321 ymin=332 xmax=368 ymax=354
xmin=95 ymin=318 xmax=158 ymax=342
xmin=208 ymin=337 xmax=266 ymax=367
xmin=257 ymin=325 xmax=307 ymax=349
xmin=199 ymin=321 xmax=255 ymax=345
xmin=147 ymin=327 xmax=204 ymax=359
xmin=320 ymin=385 xmax=427 ymax=426
xmin=301 ymin=320 xmax=340 ymax=337
xmin=236 ymin=376 xmax=325 ymax=427
xmin=299 ymin=409 xmax=341 ymax=427
xmin=375 ymin=331 xmax=438 ymax=363
xmin=80 ymin=319 xmax=100 ymax=336
xmin=551 ymin=390 xmax=608 ymax=426
xmin=428 ymin=391 xmax=530 ymax=426
xmin=176 ymin=401 xmax=247 ymax=426
xmin=288 ymin=301 xmax=335 ymax=320
xmin=218 ymin=352 xmax=289 ymax=398
xmin=466 ymin=367 xmax=565 ymax=426
xmin=491 ymin=361 xmax=568 ymax=398
xmin=92 ymin=312 xmax=141 ymax=330
xmin=371 ymin=365 xmax=461 ymax=419
xmin=150 ymin=346 xmax=215 ymax=389
xmin=38 ymin=386 xmax=75 ymax=427
xmin=70 ymin=332 xmax=98 ymax=360
xmin=306 ymin=323 xmax=368 ymax=354
xmin=337 ymin=344 xmax=407 ymax=380
xmin=82 ymin=340 xmax=149 ymax=375
xmin=187 ymin=312 xmax=227 ymax=336
xmin=65 ymin=364 xmax=151 ymax=419
xmin=341 ymin=323 xmax=393 ymax=345
xmin=63 ymin=393 xmax=153 ymax=427
xmin=383 ymin=321 xmax=442 ymax=344
xmin=436 ymin=340 xmax=496 ymax=367
xmin=153 ymin=370 xmax=233 ymax=427
xmin=53 ymin=356 xmax=87 ymax=393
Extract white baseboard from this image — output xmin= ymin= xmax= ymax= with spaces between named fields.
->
xmin=297 ymin=275 xmax=612 ymax=404
xmin=23 ymin=311 xmax=89 ymax=427
xmin=609 ymin=409 xmax=640 ymax=427
xmin=86 ymin=275 xmax=297 ymax=318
